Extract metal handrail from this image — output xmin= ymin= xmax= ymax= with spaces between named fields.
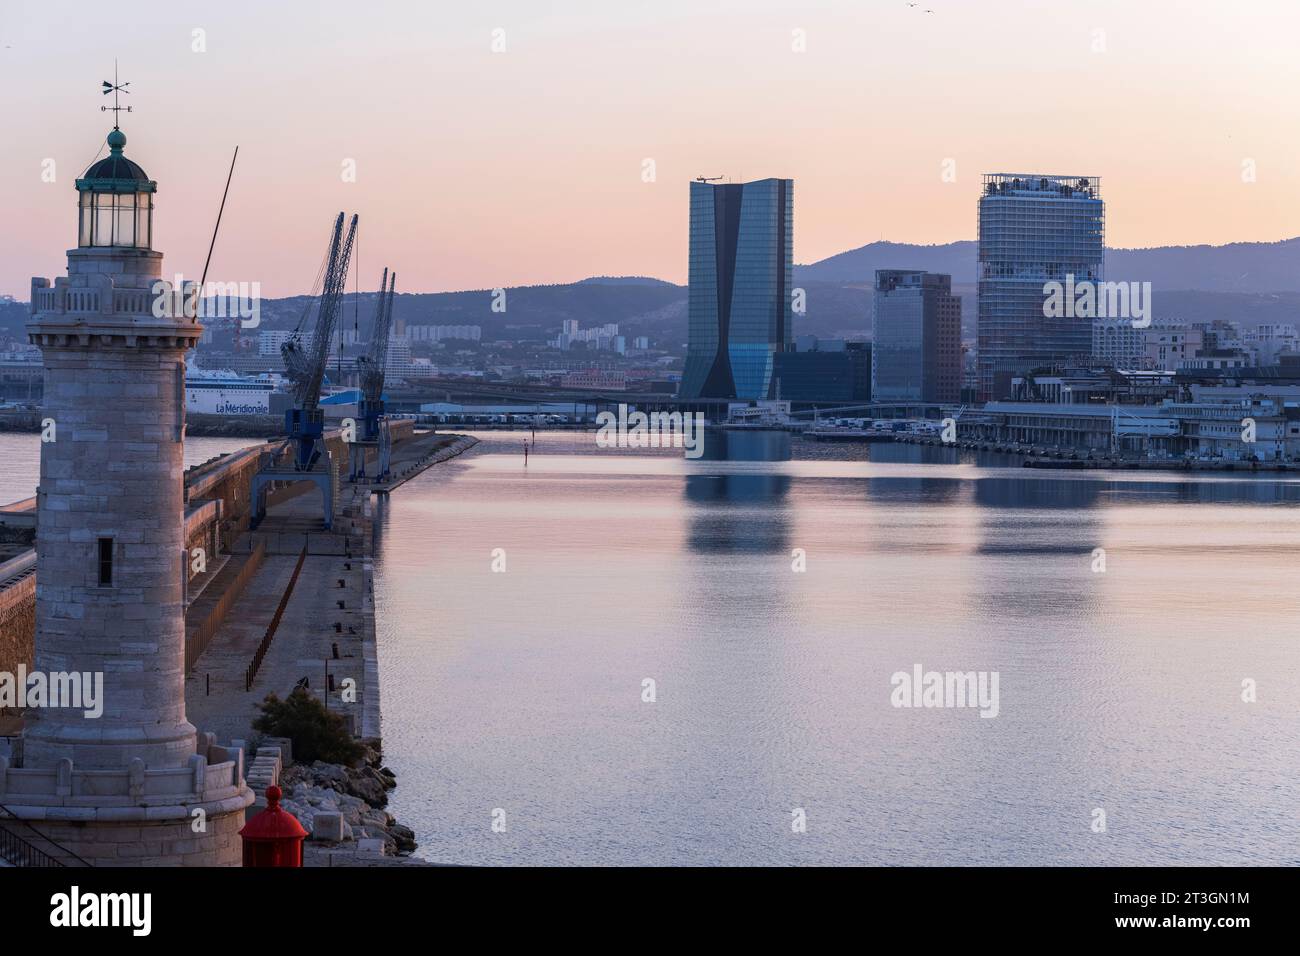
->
xmin=0 ymin=801 xmax=92 ymax=867
xmin=0 ymin=822 xmax=63 ymax=867
xmin=246 ymin=545 xmax=309 ymax=691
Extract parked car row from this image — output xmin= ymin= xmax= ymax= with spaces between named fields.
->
xmin=821 ymin=418 xmax=941 ymax=435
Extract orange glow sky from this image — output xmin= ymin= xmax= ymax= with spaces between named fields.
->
xmin=4 ymin=0 xmax=1300 ymax=298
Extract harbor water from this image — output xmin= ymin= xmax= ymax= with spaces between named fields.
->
xmin=372 ymin=430 xmax=1300 ymax=866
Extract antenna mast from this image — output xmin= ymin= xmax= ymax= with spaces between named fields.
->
xmin=199 ymin=147 xmax=240 ymax=342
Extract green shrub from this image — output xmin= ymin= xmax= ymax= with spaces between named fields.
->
xmin=252 ymin=687 xmax=364 ymax=766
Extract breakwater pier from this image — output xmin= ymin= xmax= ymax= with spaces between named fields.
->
xmin=0 ymin=425 xmax=475 ymax=865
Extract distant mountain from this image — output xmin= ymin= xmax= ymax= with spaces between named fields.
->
xmin=797 ymin=241 xmax=977 ymax=285
xmin=1106 ymin=239 xmax=1300 ymax=293
xmin=797 ymin=237 xmax=1300 ymax=294
xmin=0 ymin=299 xmax=27 ymax=340
xmin=222 ymin=281 xmax=691 ymax=348
xmin=576 ymin=275 xmax=678 ymax=287
xmin=383 ymin=283 xmax=686 ymax=341
xmin=1138 ymin=290 xmax=1300 ymax=327
xmin=9 ymin=237 xmax=1300 ymax=349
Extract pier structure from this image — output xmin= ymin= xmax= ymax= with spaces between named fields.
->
xmin=1 ymin=126 xmax=254 ymax=865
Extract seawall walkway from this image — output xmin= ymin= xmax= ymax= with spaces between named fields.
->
xmin=183 ymin=432 xmax=478 ymax=751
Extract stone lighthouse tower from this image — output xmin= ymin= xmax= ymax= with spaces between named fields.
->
xmin=4 ymin=121 xmax=254 ymax=865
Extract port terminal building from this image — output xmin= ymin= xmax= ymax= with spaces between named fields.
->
xmin=957 ymin=398 xmax=1300 ymax=460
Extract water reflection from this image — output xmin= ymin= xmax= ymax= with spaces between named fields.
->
xmin=684 ymin=429 xmax=792 ymax=554
xmin=974 ymin=477 xmax=1104 ymax=511
xmin=862 ymin=475 xmax=964 ymax=506
xmin=368 ymin=431 xmax=1300 ymax=866
xmin=873 ymin=440 xmax=1300 ymax=506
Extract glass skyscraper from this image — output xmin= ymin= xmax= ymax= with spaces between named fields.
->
xmin=872 ymin=270 xmax=962 ymax=404
xmin=679 ymin=178 xmax=793 ymax=400
xmin=977 ymin=174 xmax=1104 ymax=401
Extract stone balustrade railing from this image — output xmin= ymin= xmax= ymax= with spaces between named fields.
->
xmin=0 ymin=748 xmax=246 ymax=821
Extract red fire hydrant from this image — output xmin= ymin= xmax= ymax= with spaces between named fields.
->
xmin=239 ymin=784 xmax=308 ymax=867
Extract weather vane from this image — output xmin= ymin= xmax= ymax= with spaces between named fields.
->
xmin=100 ymin=60 xmax=131 ymax=129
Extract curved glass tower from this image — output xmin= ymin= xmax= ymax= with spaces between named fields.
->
xmin=679 ymin=178 xmax=793 ymax=400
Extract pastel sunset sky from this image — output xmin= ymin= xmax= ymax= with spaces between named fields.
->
xmin=4 ymin=0 xmax=1299 ymax=298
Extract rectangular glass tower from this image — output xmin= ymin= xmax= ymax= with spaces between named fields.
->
xmin=873 ymin=270 xmax=962 ymax=404
xmin=977 ymin=174 xmax=1104 ymax=401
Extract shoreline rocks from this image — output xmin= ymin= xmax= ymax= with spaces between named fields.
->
xmin=277 ymin=742 xmax=417 ymax=857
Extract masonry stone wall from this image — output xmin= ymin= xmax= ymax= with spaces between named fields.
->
xmin=185 ymin=522 xmax=210 ymax=573
xmin=25 ymin=341 xmax=195 ymax=770
xmin=185 ymin=447 xmax=264 ymax=553
xmin=0 ymin=573 xmax=35 ymax=675
xmin=26 ymin=807 xmax=246 ymax=866
xmin=15 ymin=131 xmax=259 ymax=865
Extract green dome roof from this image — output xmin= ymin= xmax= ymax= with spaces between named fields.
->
xmin=78 ymin=129 xmax=154 ymax=191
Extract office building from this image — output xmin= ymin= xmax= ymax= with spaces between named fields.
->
xmin=1145 ymin=324 xmax=1204 ymax=370
xmin=977 ymin=174 xmax=1104 ymax=400
xmin=1243 ymin=324 xmax=1300 ymax=365
xmin=679 ymin=178 xmax=793 ymax=400
xmin=552 ymin=321 xmax=620 ymax=351
xmin=771 ymin=342 xmax=872 ymax=402
xmin=259 ymin=328 xmax=312 ymax=356
xmin=407 ymin=324 xmax=482 ymax=343
xmin=1091 ymin=317 xmax=1146 ymax=369
xmin=561 ymin=368 xmax=627 ymax=390
xmin=872 ymin=270 xmax=962 ymax=403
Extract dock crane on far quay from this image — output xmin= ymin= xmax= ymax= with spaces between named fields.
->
xmin=250 ymin=211 xmax=358 ymax=530
xmin=349 ymin=267 xmax=396 ymax=482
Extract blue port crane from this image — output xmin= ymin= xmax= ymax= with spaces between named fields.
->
xmin=282 ymin=212 xmax=358 ymax=468
xmin=349 ymin=267 xmax=396 ymax=481
xmin=250 ymin=212 xmax=358 ymax=529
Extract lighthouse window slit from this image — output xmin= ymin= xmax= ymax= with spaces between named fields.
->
xmin=98 ymin=537 xmax=114 ymax=587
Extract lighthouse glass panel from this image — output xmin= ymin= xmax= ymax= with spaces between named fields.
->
xmin=114 ymin=193 xmax=136 ymax=246
xmin=136 ymin=193 xmax=151 ymax=248
xmin=82 ymin=191 xmax=151 ymax=248
xmin=93 ymin=194 xmax=114 ymax=247
xmin=78 ymin=192 xmax=92 ymax=245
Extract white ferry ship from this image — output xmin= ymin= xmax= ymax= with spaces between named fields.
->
xmin=185 ymin=361 xmax=281 ymax=416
